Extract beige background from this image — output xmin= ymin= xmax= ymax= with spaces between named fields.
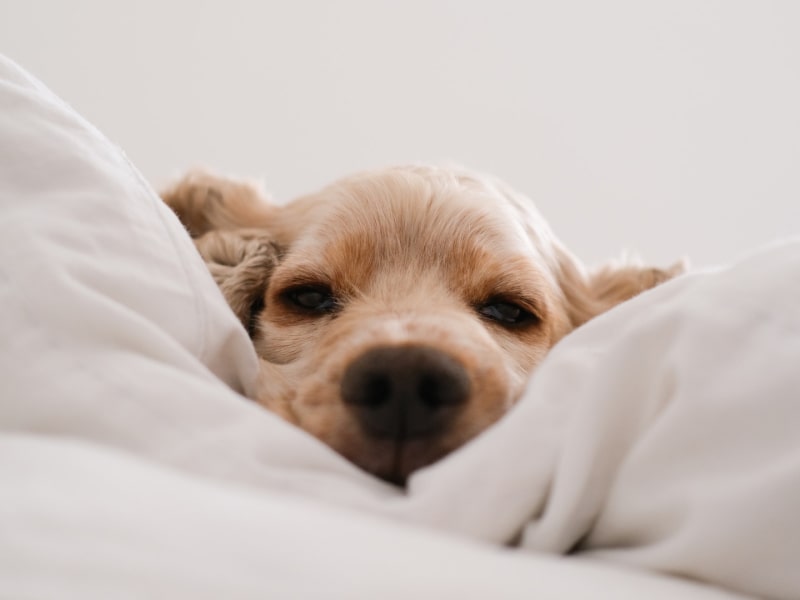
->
xmin=2 ymin=0 xmax=798 ymax=266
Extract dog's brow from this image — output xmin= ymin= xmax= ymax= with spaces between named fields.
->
xmin=469 ymin=266 xmax=549 ymax=317
xmin=273 ymin=264 xmax=333 ymax=289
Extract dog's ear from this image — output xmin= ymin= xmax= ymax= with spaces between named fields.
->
xmin=161 ymin=171 xmax=282 ymax=336
xmin=194 ymin=230 xmax=279 ymax=337
xmin=161 ymin=170 xmax=275 ymax=238
xmin=556 ymin=247 xmax=687 ymax=328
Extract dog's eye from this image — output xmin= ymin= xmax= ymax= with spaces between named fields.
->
xmin=478 ymin=301 xmax=536 ymax=326
xmin=285 ymin=286 xmax=337 ymax=313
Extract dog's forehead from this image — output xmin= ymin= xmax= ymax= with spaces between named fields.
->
xmin=273 ymin=168 xmax=566 ymax=303
xmin=295 ymin=168 xmax=551 ymax=262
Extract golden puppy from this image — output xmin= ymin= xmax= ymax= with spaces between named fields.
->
xmin=163 ymin=165 xmax=682 ymax=484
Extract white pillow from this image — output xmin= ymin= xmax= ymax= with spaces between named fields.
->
xmin=0 ymin=54 xmax=261 ymax=417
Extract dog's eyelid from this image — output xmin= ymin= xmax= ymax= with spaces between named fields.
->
xmin=515 ymin=297 xmax=545 ymax=322
xmin=475 ymin=293 xmax=545 ymax=328
xmin=280 ymin=279 xmax=334 ymax=293
xmin=483 ymin=292 xmax=543 ymax=317
xmin=274 ymin=270 xmax=333 ymax=288
xmin=279 ymin=282 xmax=341 ymax=315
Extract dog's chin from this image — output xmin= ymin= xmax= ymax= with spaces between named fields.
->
xmin=350 ymin=438 xmax=454 ymax=487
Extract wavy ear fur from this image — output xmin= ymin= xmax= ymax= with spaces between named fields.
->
xmin=193 ymin=230 xmax=279 ymax=336
xmin=557 ymin=248 xmax=687 ymax=328
xmin=161 ymin=169 xmax=275 ymax=238
xmin=161 ymin=171 xmax=280 ymax=336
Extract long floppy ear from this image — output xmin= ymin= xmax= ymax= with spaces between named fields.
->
xmin=161 ymin=169 xmax=275 ymax=238
xmin=193 ymin=230 xmax=279 ymax=337
xmin=161 ymin=170 xmax=280 ymax=336
xmin=557 ymin=246 xmax=687 ymax=328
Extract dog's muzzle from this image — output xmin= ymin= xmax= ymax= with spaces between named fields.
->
xmin=340 ymin=345 xmax=470 ymax=440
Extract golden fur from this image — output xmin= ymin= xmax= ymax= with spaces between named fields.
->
xmin=162 ymin=165 xmax=683 ymax=484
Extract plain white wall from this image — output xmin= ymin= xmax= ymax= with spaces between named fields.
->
xmin=2 ymin=0 xmax=798 ymax=266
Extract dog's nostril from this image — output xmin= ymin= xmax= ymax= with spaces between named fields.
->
xmin=363 ymin=374 xmax=392 ymax=408
xmin=418 ymin=373 xmax=453 ymax=408
xmin=341 ymin=345 xmax=470 ymax=440
xmin=417 ymin=374 xmax=438 ymax=408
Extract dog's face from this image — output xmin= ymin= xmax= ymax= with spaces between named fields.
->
xmin=257 ymin=170 xmax=575 ymax=484
xmin=164 ymin=166 xmax=682 ymax=484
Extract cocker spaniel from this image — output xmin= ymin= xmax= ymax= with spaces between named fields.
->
xmin=163 ymin=165 xmax=682 ymax=485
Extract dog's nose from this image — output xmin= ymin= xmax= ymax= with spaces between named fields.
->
xmin=341 ymin=345 xmax=470 ymax=440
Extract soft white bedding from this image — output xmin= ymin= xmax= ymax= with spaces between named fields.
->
xmin=1 ymin=54 xmax=798 ymax=599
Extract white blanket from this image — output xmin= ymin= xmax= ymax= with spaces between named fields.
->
xmin=1 ymin=54 xmax=798 ymax=599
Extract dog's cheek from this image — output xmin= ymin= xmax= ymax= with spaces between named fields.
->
xmin=253 ymin=361 xmax=299 ymax=424
xmin=290 ymin=371 xmax=366 ymax=453
xmin=253 ymin=321 xmax=311 ymax=365
xmin=483 ymin=310 xmax=570 ymax=392
xmin=448 ymin=347 xmax=516 ymax=444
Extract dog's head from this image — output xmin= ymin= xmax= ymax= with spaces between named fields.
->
xmin=163 ymin=165 xmax=683 ymax=484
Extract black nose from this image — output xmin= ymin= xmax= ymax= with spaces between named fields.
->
xmin=341 ymin=345 xmax=470 ymax=440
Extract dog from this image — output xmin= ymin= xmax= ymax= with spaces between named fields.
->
xmin=162 ymin=165 xmax=683 ymax=485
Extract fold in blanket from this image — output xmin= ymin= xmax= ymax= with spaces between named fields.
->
xmin=391 ymin=239 xmax=800 ymax=600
